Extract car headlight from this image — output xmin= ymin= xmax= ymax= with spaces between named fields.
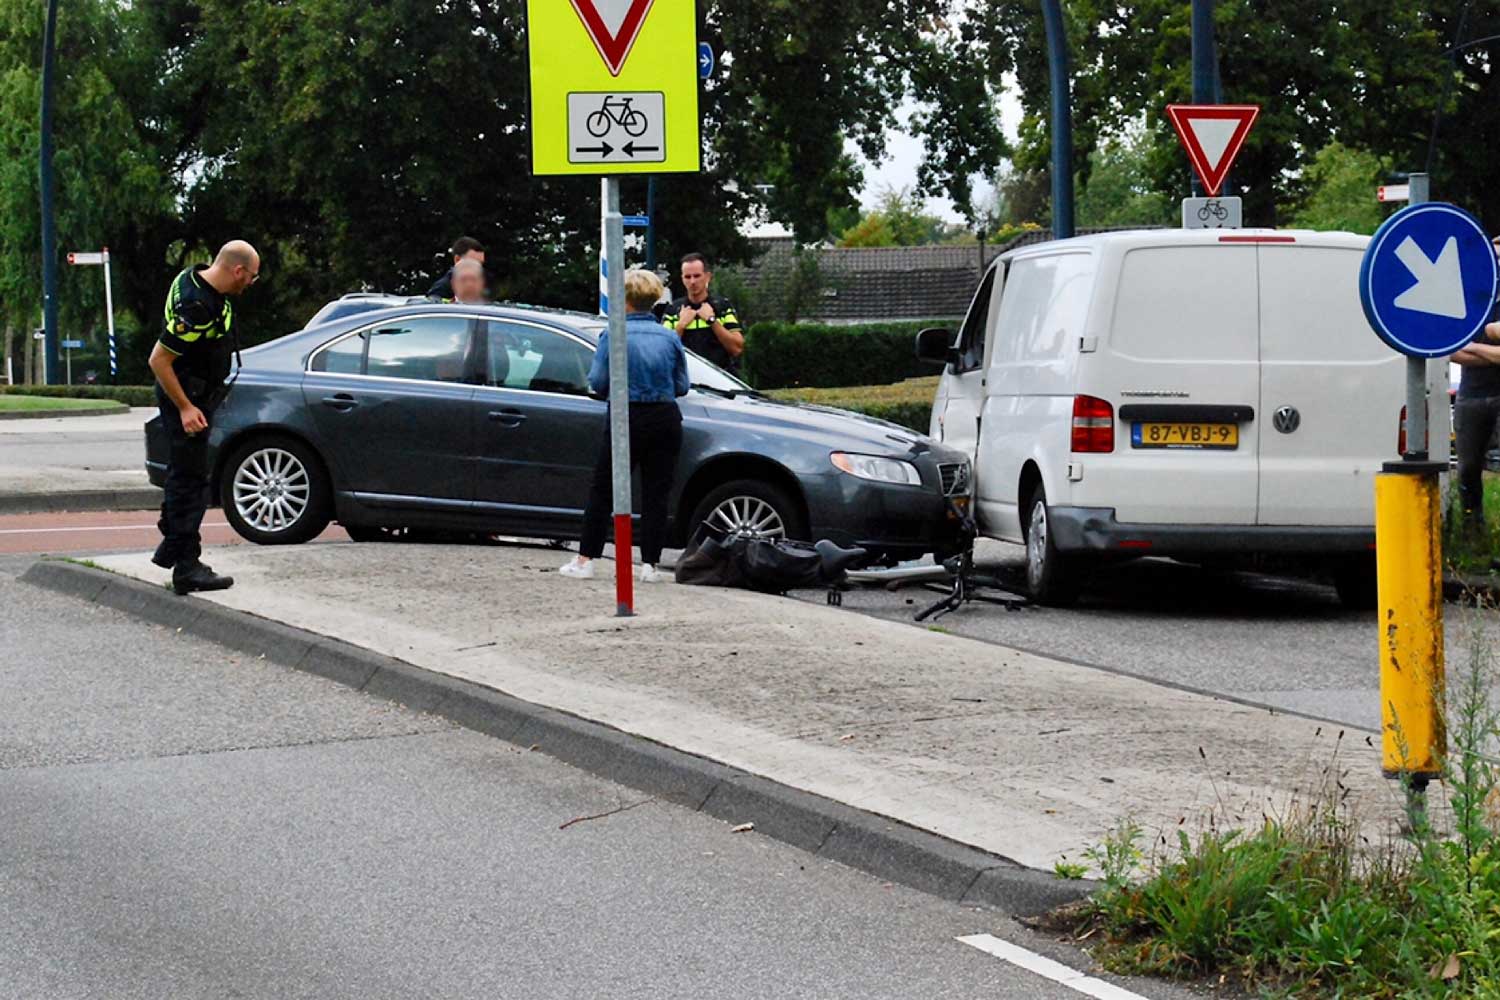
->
xmin=830 ymin=452 xmax=922 ymax=487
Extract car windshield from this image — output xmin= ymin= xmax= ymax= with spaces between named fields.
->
xmin=575 ymin=321 xmax=749 ymax=392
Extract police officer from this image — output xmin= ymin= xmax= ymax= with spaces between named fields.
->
xmin=147 ymin=240 xmax=259 ymax=595
xmin=664 ymin=252 xmax=744 ymax=373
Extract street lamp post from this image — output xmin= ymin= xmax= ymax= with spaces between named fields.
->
xmin=1039 ymin=0 xmax=1074 ymax=240
xmin=39 ymin=0 xmax=60 ymax=386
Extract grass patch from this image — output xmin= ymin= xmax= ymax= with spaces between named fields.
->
xmin=0 ymin=394 xmax=127 ymax=413
xmin=1075 ymin=624 xmax=1500 ymax=997
xmin=0 ymin=384 xmax=156 ymax=407
xmin=765 ymin=376 xmax=938 ymax=434
xmin=1446 ymin=474 xmax=1500 ymax=574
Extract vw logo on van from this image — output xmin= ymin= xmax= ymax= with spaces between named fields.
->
xmin=1273 ymin=406 xmax=1301 ymax=434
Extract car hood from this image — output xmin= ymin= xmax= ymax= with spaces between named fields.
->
xmin=692 ymin=392 xmax=944 ymax=459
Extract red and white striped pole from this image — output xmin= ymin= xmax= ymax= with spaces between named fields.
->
xmin=602 ymin=178 xmax=634 ymax=616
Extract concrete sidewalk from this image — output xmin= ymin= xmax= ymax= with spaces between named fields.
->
xmin=0 ymin=407 xmax=157 ymax=512
xmin=76 ymin=541 xmax=1408 ymax=874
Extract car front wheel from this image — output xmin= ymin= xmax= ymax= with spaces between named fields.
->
xmin=221 ymin=436 xmax=332 ymax=545
xmin=689 ymin=479 xmax=807 ymax=543
xmin=1024 ymin=487 xmax=1081 ymax=607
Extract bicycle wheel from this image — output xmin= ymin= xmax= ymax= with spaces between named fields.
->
xmin=622 ymin=110 xmax=648 ymax=137
xmin=586 ymin=110 xmax=611 ymax=138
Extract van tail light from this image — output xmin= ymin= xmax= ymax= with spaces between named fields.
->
xmin=1071 ymin=395 xmax=1115 ymax=453
xmin=1397 ymin=404 xmax=1430 ymax=455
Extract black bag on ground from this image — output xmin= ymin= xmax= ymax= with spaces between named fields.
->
xmin=674 ymin=522 xmax=865 ymax=594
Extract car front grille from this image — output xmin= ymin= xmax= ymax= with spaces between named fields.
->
xmin=939 ymin=461 xmax=971 ymax=497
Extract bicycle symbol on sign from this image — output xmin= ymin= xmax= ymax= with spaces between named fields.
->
xmin=1197 ymin=199 xmax=1230 ymax=223
xmin=586 ymin=95 xmax=649 ymax=138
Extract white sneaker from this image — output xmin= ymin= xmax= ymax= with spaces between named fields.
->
xmin=638 ymin=564 xmax=666 ymax=584
xmin=559 ymin=559 xmax=595 ymax=579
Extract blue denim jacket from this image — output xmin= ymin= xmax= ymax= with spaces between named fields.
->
xmin=588 ymin=312 xmax=691 ymax=403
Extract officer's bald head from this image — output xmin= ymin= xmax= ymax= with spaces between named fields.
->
xmin=213 ymin=240 xmax=260 ymax=294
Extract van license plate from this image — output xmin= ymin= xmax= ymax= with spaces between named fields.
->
xmin=1131 ymin=422 xmax=1238 ymax=449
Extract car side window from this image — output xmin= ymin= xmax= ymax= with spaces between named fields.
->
xmin=311 ymin=331 xmax=368 ymax=374
xmin=362 ymin=316 xmax=473 ymax=383
xmin=954 ymin=265 xmax=997 ymax=371
xmin=486 ymin=323 xmax=594 ymax=396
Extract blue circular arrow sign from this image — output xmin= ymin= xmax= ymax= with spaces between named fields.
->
xmin=698 ymin=41 xmax=714 ymax=79
xmin=1359 ymin=202 xmax=1498 ymax=358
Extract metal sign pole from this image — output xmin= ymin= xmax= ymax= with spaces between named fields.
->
xmin=103 ymin=247 xmax=117 ymax=378
xmin=604 ymin=177 xmax=634 ymax=616
xmin=1404 ymin=174 xmax=1431 ymax=459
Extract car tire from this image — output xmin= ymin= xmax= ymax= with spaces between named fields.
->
xmin=689 ymin=479 xmax=807 ymax=542
xmin=1023 ymin=486 xmax=1082 ymax=607
xmin=220 ymin=436 xmax=332 ymax=545
xmin=1332 ymin=555 xmax=1378 ymax=611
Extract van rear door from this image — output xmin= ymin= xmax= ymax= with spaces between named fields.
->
xmin=1087 ymin=244 xmax=1260 ymax=525
xmin=1255 ymin=242 xmax=1410 ymax=526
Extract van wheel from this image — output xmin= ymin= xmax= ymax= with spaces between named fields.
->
xmin=1332 ymin=555 xmax=1378 ymax=611
xmin=1023 ymin=487 xmax=1081 ymax=607
xmin=221 ymin=436 xmax=332 ymax=545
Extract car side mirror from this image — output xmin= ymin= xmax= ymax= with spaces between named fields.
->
xmin=915 ymin=327 xmax=957 ymax=367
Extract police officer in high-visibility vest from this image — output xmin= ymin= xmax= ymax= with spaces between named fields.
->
xmin=664 ymin=252 xmax=744 ymax=373
xmin=147 ymin=240 xmax=259 ymax=595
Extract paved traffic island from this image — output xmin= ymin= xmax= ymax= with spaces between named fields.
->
xmin=29 ymin=542 xmax=1415 ymax=890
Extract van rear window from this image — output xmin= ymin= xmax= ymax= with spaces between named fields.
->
xmin=1110 ymin=247 xmax=1258 ymax=362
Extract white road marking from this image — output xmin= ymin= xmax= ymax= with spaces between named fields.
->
xmin=957 ymin=934 xmax=1151 ymax=1000
xmin=0 ymin=521 xmax=231 ymax=536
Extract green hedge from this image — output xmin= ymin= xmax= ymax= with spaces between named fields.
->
xmin=741 ymin=320 xmax=949 ymax=390
xmin=765 ymin=376 xmax=939 ymax=434
xmin=0 ymin=384 xmax=157 ymax=407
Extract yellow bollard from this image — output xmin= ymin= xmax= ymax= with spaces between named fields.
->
xmin=1374 ymin=467 xmax=1446 ymax=780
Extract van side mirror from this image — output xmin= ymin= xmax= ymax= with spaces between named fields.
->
xmin=915 ymin=327 xmax=957 ymax=366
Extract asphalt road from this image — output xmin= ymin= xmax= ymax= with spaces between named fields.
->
xmin=0 ymin=407 xmax=151 ymax=496
xmin=0 ymin=554 xmax=1185 ymax=1000
xmin=800 ymin=540 xmax=1500 ymax=733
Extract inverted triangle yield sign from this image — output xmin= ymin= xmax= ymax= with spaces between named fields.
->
xmin=570 ymin=0 xmax=656 ymax=76
xmin=1165 ymin=104 xmax=1259 ymax=198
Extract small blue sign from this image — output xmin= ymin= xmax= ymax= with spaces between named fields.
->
xmin=698 ymin=42 xmax=715 ymax=80
xmin=1359 ymin=202 xmax=1499 ymax=359
xmin=61 ymin=339 xmax=84 ymax=349
xmin=622 ymin=214 xmax=651 ymax=228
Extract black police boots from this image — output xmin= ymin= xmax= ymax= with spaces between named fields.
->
xmin=172 ymin=560 xmax=234 ymax=596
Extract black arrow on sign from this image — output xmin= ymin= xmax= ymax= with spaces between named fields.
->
xmin=574 ymin=142 xmax=614 ymax=157
xmin=623 ymin=142 xmax=660 ymax=157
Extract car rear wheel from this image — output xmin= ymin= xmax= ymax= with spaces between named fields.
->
xmin=1332 ymin=554 xmax=1378 ymax=610
xmin=690 ymin=479 xmax=807 ymax=542
xmin=1023 ymin=486 xmax=1081 ymax=607
xmin=221 ymin=436 xmax=332 ymax=545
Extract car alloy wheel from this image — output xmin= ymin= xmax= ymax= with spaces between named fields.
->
xmin=232 ymin=447 xmax=312 ymax=534
xmin=1026 ymin=499 xmax=1049 ymax=593
xmin=707 ymin=495 xmax=787 ymax=541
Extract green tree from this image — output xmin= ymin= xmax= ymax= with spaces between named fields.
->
xmin=1075 ymin=129 xmax=1175 ymax=228
xmin=837 ymin=186 xmax=962 ymax=247
xmin=1288 ymin=143 xmax=1390 ymax=234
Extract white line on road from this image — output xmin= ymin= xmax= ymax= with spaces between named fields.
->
xmin=957 ymin=934 xmax=1151 ymax=1000
xmin=0 ymin=522 xmax=230 ymax=536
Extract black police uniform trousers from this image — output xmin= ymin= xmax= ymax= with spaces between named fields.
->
xmin=1456 ymin=392 xmax=1500 ymax=531
xmin=153 ymin=386 xmax=216 ymax=568
xmin=579 ymin=402 xmax=683 ymax=566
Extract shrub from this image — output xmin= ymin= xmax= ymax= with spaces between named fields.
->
xmin=764 ymin=377 xmax=938 ymax=434
xmin=741 ymin=320 xmax=950 ymax=390
xmin=0 ymin=384 xmax=157 ymax=407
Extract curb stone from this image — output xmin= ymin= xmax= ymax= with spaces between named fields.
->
xmin=18 ymin=557 xmax=1094 ymax=918
xmin=0 ymin=486 xmax=161 ymax=515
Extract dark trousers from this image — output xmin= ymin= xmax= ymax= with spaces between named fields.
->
xmin=1455 ymin=394 xmax=1500 ymax=530
xmin=579 ymin=402 xmax=683 ymax=565
xmin=153 ymin=390 xmax=214 ymax=568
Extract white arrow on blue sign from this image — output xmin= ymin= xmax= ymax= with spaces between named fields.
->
xmin=1359 ymin=202 xmax=1499 ymax=359
xmin=698 ymin=42 xmax=714 ymax=79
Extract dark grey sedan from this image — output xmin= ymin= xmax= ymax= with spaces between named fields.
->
xmin=145 ymin=300 xmax=970 ymax=561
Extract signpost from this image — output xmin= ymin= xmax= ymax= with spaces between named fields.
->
xmin=528 ymin=0 xmax=701 ymax=616
xmin=698 ymin=41 xmax=714 ymax=79
xmin=67 ymin=248 xmax=118 ymax=377
xmin=60 ymin=338 xmax=83 ymax=385
xmin=1166 ymin=104 xmax=1259 ymax=225
xmin=1357 ymin=175 xmax=1499 ymax=790
xmin=1378 ymin=184 xmax=1411 ymax=204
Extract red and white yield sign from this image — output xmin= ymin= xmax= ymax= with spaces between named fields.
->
xmin=1165 ymin=104 xmax=1260 ymax=198
xmin=569 ymin=0 xmax=655 ymax=76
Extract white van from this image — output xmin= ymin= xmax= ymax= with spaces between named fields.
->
xmin=916 ymin=229 xmax=1449 ymax=607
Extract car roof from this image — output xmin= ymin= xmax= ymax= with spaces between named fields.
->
xmin=305 ymin=299 xmax=608 ymax=339
xmin=1000 ymin=227 xmax=1372 ymax=263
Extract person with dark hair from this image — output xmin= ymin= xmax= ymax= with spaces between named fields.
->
xmin=663 ymin=252 xmax=744 ymax=373
xmin=427 ymin=236 xmax=486 ymax=299
xmin=1450 ymin=235 xmax=1500 ymax=538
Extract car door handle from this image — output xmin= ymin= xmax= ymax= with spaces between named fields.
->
xmin=489 ymin=409 xmax=527 ymax=427
xmin=321 ymin=393 xmax=359 ymax=411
